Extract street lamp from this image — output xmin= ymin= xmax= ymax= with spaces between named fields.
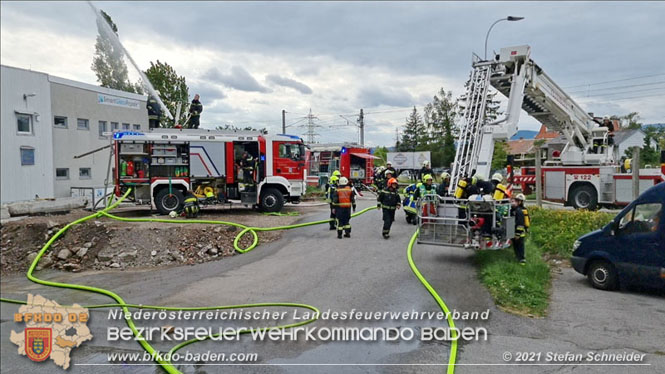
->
xmin=484 ymin=16 xmax=524 ymax=60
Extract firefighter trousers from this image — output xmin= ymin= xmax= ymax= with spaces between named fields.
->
xmin=329 ymin=204 xmax=336 ymax=229
xmin=382 ymin=208 xmax=396 ymax=235
xmin=335 ymin=207 xmax=351 ymax=236
xmin=513 ymin=236 xmax=525 ymax=262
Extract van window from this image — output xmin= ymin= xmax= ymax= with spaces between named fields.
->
xmin=618 ymin=203 xmax=662 ymax=235
xmin=278 ymin=143 xmax=304 ymax=161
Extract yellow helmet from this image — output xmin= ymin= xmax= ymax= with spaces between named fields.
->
xmin=423 ymin=174 xmax=433 ymax=182
xmin=332 ymin=170 xmax=341 ymax=177
xmin=330 ymin=175 xmax=339 ymax=183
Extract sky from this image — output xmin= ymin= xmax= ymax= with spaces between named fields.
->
xmin=2 ymin=1 xmax=664 ymax=147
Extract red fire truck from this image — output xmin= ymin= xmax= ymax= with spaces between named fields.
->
xmin=113 ymin=129 xmax=306 ymax=214
xmin=305 ymin=143 xmax=377 ymax=187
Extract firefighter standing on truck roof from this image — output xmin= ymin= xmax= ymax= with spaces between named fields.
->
xmin=188 ymin=94 xmax=203 ymax=129
xmin=332 ymin=177 xmax=355 ymax=239
xmin=147 ymin=91 xmax=162 ymax=129
xmin=325 ymin=174 xmax=340 ymax=230
xmin=377 ymin=178 xmax=401 ymax=239
xmin=511 ymin=193 xmax=529 ymax=265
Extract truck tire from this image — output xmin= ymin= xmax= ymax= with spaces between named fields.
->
xmin=155 ymin=188 xmax=184 ymax=215
xmin=569 ymin=184 xmax=598 ymax=210
xmin=587 ymin=260 xmax=618 ymax=291
xmin=260 ymin=188 xmax=284 ymax=213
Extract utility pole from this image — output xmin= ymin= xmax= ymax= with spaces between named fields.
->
xmin=301 ymin=109 xmax=320 ymax=144
xmin=282 ymin=110 xmax=286 ymax=134
xmin=632 ymin=146 xmax=640 ymax=200
xmin=535 ymin=146 xmax=542 ymax=207
xmin=358 ymin=109 xmax=364 ymax=147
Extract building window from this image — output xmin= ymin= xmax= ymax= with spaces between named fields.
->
xmin=77 ymin=118 xmax=89 ymax=130
xmin=20 ymin=147 xmax=35 ymax=165
xmin=79 ymin=168 xmax=92 ymax=179
xmin=99 ymin=121 xmax=108 ymax=138
xmin=56 ymin=168 xmax=69 ymax=180
xmin=54 ymin=116 xmax=68 ymax=128
xmin=111 ymin=122 xmax=119 ymax=131
xmin=122 ymin=123 xmax=130 ymax=130
xmin=133 ymin=124 xmax=141 ymax=130
xmin=17 ymin=113 xmax=33 ymax=134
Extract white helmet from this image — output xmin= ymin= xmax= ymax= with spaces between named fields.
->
xmin=441 ymin=171 xmax=450 ymax=180
xmin=339 ymin=177 xmax=349 ymax=186
xmin=386 ymin=161 xmax=392 ymax=166
xmin=423 ymin=160 xmax=430 ymax=166
xmin=475 ymin=174 xmax=485 ymax=181
xmin=492 ymin=173 xmax=503 ymax=182
xmin=515 ymin=193 xmax=526 ymax=201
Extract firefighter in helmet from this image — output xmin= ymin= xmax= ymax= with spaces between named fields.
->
xmin=332 ymin=177 xmax=356 ymax=239
xmin=325 ymin=175 xmax=340 ymax=230
xmin=183 ymin=190 xmax=200 ymax=218
xmin=437 ymin=171 xmax=451 ymax=196
xmin=377 ymin=177 xmax=401 ymax=238
xmin=511 ymin=193 xmax=529 ymax=264
xmin=147 ymin=91 xmax=162 ymax=129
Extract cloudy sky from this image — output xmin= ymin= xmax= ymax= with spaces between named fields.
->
xmin=2 ymin=1 xmax=664 ymax=146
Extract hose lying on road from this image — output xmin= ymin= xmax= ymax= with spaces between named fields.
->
xmin=1 ymin=189 xmax=457 ymax=374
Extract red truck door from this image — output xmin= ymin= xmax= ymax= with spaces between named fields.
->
xmin=272 ymin=141 xmax=305 ymax=180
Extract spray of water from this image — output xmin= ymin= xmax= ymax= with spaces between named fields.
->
xmin=87 ymin=1 xmax=174 ymax=120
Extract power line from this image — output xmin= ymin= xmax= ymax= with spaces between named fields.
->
xmin=576 ymin=87 xmax=665 ymax=98
xmin=568 ymin=81 xmax=665 ymax=94
xmin=562 ymin=73 xmax=665 ymax=89
xmin=604 ymin=93 xmax=665 ymax=102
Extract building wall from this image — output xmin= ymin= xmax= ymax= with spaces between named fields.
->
xmin=615 ymin=131 xmax=645 ymax=160
xmin=0 ymin=66 xmax=55 ymax=203
xmin=49 ymin=77 xmax=148 ymax=197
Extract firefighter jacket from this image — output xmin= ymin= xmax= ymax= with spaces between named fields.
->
xmin=325 ymin=182 xmax=338 ymax=203
xmin=436 ymin=181 xmax=450 ymax=196
xmin=402 ymin=184 xmax=418 ymax=214
xmin=378 ymin=188 xmax=401 ymax=209
xmin=419 ymin=166 xmax=433 ymax=181
xmin=511 ymin=205 xmax=527 ymax=238
xmin=414 ymin=183 xmax=437 ymax=200
xmin=333 ymin=186 xmax=355 ymax=208
xmin=477 ymin=180 xmax=495 ymax=195
xmin=189 ymin=99 xmax=203 ymax=117
xmin=454 ymin=178 xmax=479 ymax=199
xmin=147 ymin=96 xmax=161 ymax=119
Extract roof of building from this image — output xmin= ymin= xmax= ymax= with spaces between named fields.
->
xmin=535 ymin=125 xmax=559 ymax=139
xmin=506 ymin=139 xmax=535 ymax=155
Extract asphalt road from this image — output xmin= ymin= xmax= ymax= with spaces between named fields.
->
xmin=1 ymin=197 xmax=663 ymax=373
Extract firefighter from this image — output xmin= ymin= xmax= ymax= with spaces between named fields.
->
xmin=325 ymin=175 xmax=339 ymax=230
xmin=239 ymin=151 xmax=256 ymax=191
xmin=436 ymin=172 xmax=451 ymax=196
xmin=384 ymin=161 xmax=397 ymax=178
xmin=377 ymin=178 xmax=401 ymax=238
xmin=382 ymin=169 xmax=395 ymax=193
xmin=183 ymin=191 xmax=200 ymax=218
xmin=414 ymin=174 xmax=437 ymax=220
xmin=403 ymin=182 xmax=419 ymax=225
xmin=454 ymin=175 xmax=479 ymax=219
xmin=419 ymin=160 xmax=433 ymax=182
xmin=147 ymin=91 xmax=162 ymax=129
xmin=491 ymin=173 xmax=510 ymax=200
xmin=188 ymin=94 xmax=203 ymax=129
xmin=511 ymin=193 xmax=529 ymax=264
xmin=374 ymin=166 xmax=386 ymax=191
xmin=332 ymin=177 xmax=355 ymax=238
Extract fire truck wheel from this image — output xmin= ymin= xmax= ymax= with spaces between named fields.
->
xmin=260 ymin=188 xmax=284 ymax=213
xmin=155 ymin=188 xmax=184 ymax=215
xmin=569 ymin=184 xmax=598 ymax=210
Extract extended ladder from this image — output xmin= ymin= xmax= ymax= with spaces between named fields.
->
xmin=448 ymin=58 xmax=492 ymax=194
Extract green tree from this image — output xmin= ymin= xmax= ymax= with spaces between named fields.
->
xmin=423 ymin=88 xmax=457 ymax=168
xmin=372 ymin=146 xmax=388 ymax=167
xmin=144 ymin=60 xmax=189 ymax=127
xmin=398 ymin=107 xmax=426 ymax=152
xmin=491 ymin=140 xmax=508 ymax=171
xmin=621 ymin=112 xmax=642 ymax=130
xmin=91 ymin=10 xmax=141 ymax=93
xmin=216 ymin=124 xmax=267 ymax=134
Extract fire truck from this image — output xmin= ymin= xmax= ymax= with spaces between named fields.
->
xmin=451 ymin=45 xmax=664 ymax=210
xmin=305 ymin=143 xmax=377 ymax=188
xmin=113 ymin=129 xmax=307 ymax=214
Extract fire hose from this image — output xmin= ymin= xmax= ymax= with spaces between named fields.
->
xmin=1 ymin=188 xmax=457 ymax=374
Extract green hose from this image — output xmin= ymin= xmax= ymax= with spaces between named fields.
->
xmin=1 ymin=190 xmax=457 ymax=373
xmin=407 ymin=229 xmax=457 ymax=374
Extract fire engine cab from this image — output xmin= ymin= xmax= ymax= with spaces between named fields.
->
xmin=113 ymin=129 xmax=306 ymax=214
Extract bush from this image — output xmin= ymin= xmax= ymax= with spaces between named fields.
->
xmin=529 ymin=207 xmax=615 ymax=257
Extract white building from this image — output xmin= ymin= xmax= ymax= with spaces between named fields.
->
xmin=1 ymin=65 xmax=55 ymax=203
xmin=612 ymin=128 xmax=657 ymax=161
xmin=1 ymin=65 xmax=148 ymax=204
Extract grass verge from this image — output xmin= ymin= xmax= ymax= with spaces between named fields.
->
xmin=474 ymin=207 xmax=616 ymax=317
